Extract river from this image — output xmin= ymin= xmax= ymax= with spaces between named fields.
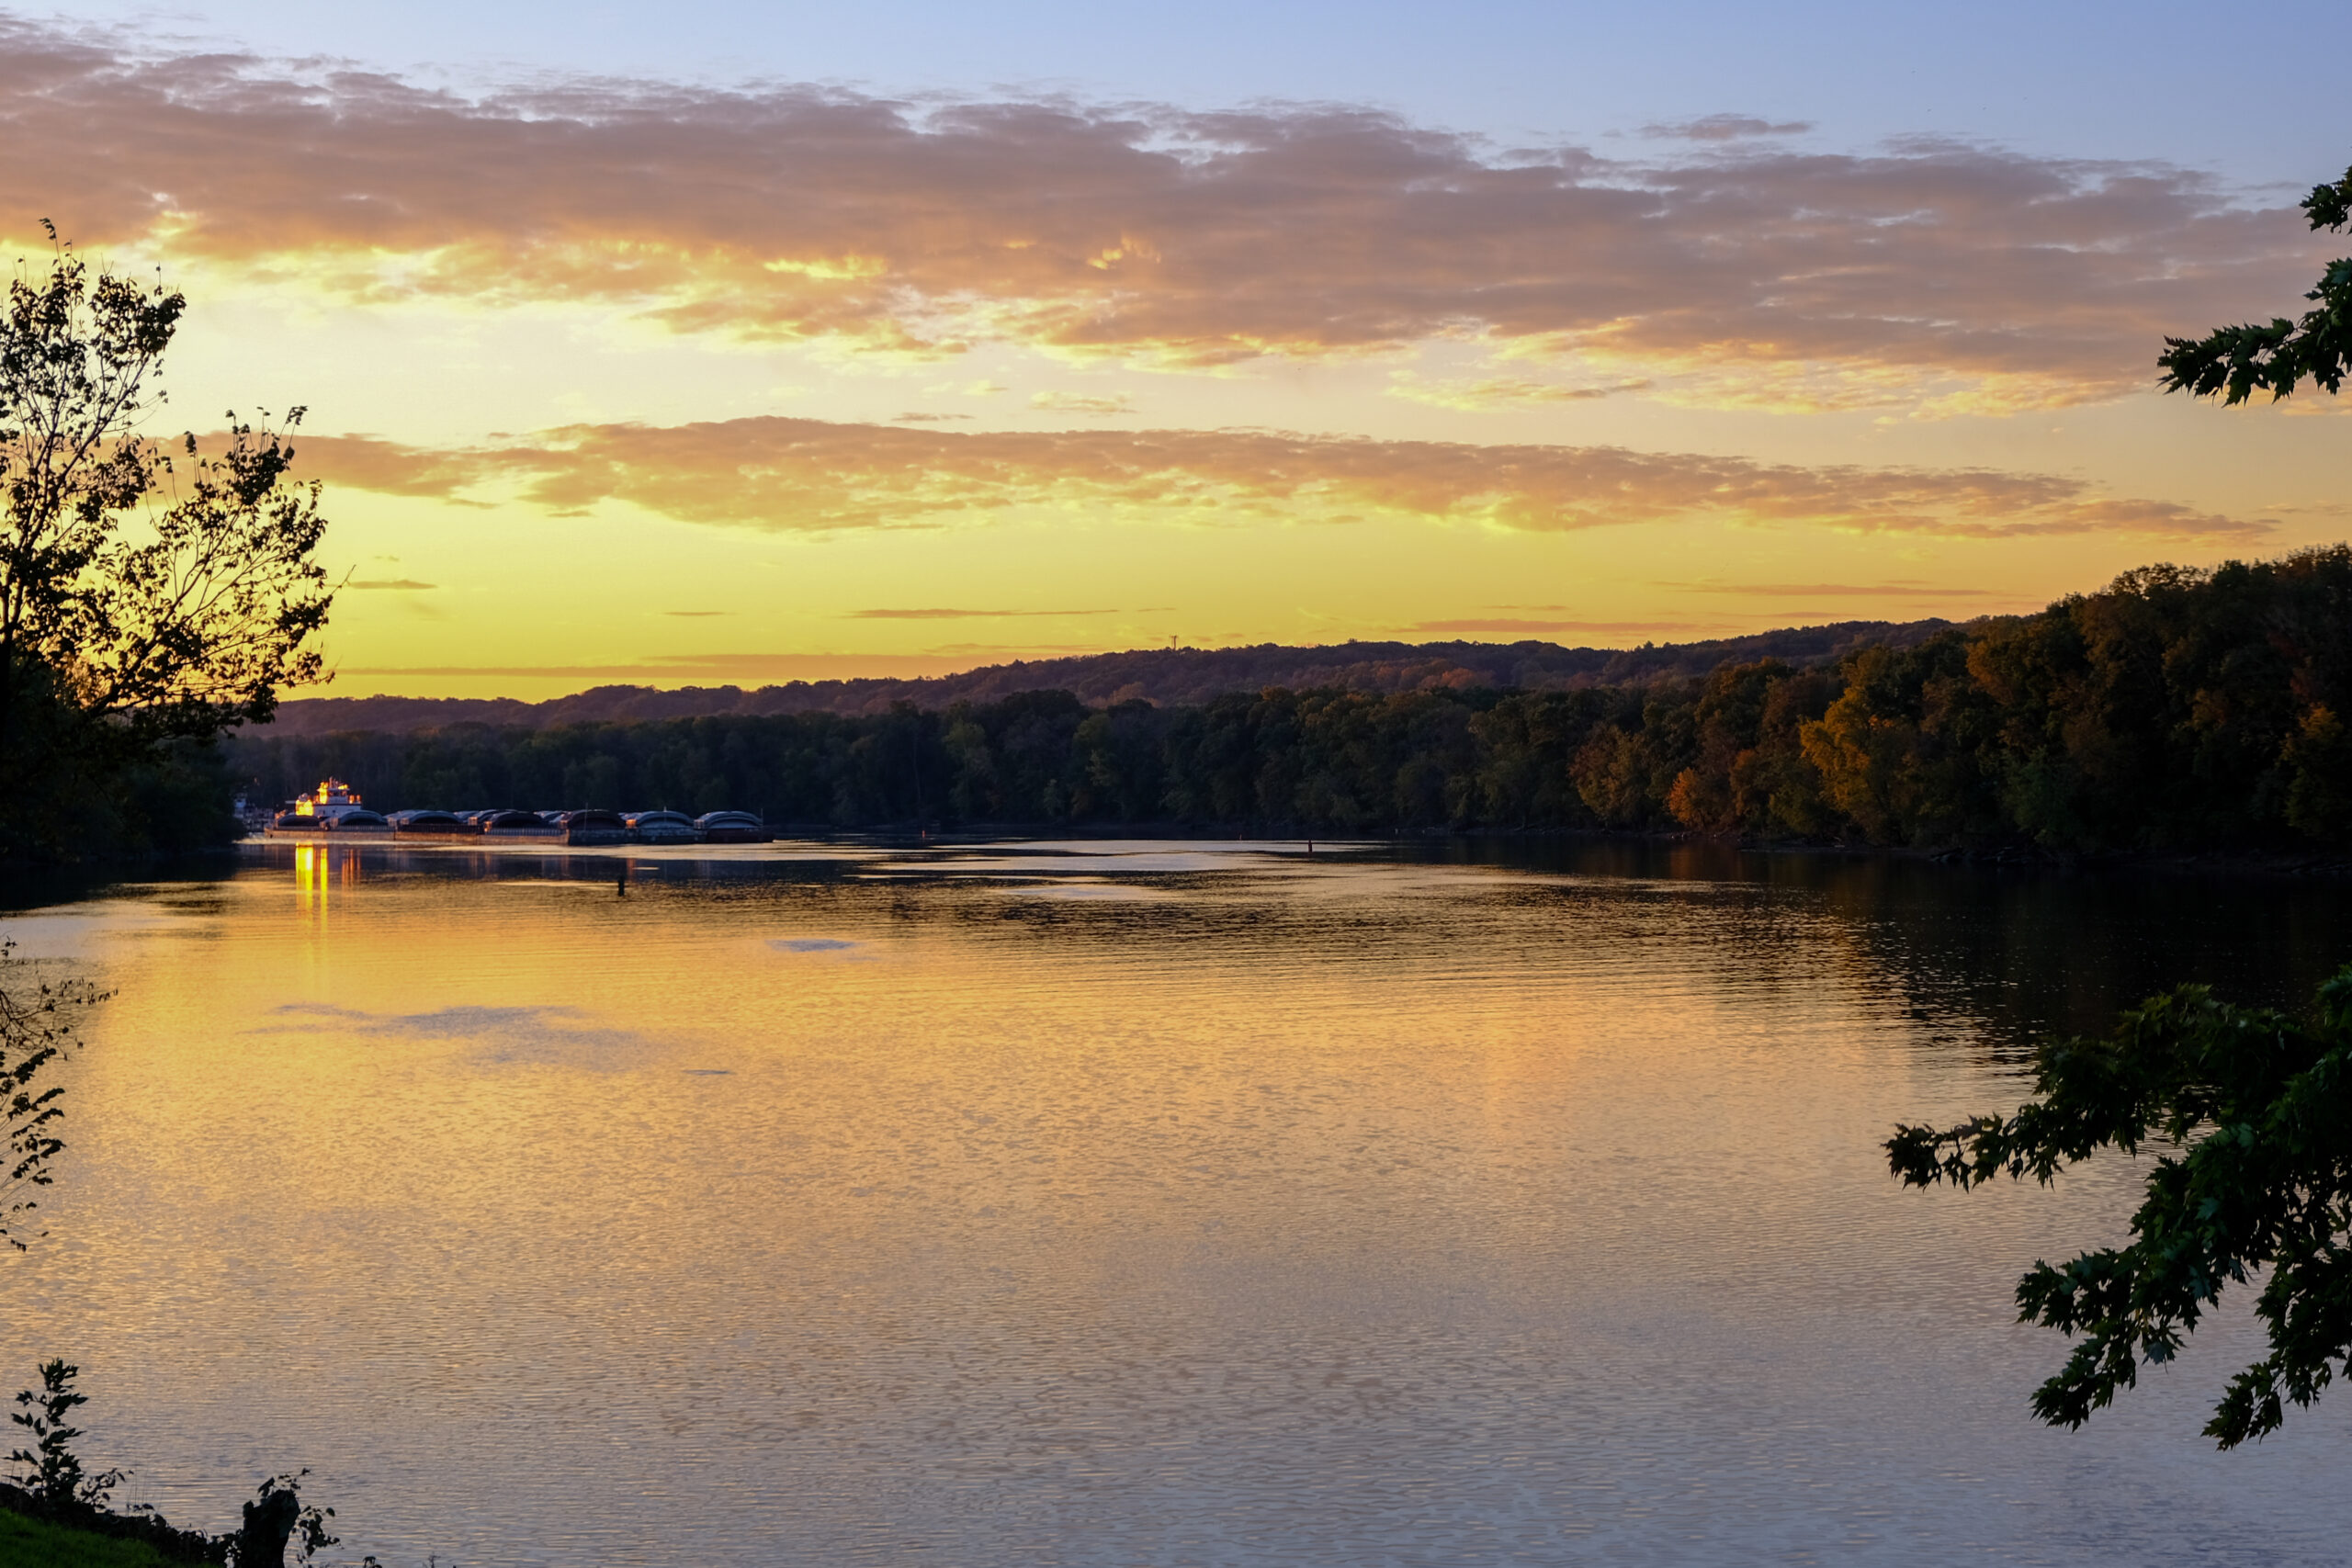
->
xmin=4 ymin=839 xmax=2349 ymax=1566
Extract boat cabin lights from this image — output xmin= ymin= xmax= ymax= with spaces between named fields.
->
xmin=293 ymin=778 xmax=369 ymax=820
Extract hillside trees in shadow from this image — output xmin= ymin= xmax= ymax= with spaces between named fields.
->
xmin=232 ymin=546 xmax=2352 ymax=854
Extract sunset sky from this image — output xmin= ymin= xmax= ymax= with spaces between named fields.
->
xmin=7 ymin=1 xmax=2349 ymax=697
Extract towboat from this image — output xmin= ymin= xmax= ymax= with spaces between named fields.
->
xmin=269 ymin=779 xmax=395 ymax=835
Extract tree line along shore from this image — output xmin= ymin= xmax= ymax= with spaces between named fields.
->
xmin=221 ymin=546 xmax=2352 ymax=858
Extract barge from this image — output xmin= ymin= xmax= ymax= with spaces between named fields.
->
xmin=261 ymin=779 xmax=773 ymax=844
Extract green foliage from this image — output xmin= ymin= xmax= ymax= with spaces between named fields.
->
xmin=1888 ymin=964 xmax=2352 ymax=1447
xmin=229 ymin=547 xmax=2352 ymax=855
xmin=2282 ymin=705 xmax=2352 ymax=846
xmin=1 ymin=1365 xmax=333 ymax=1565
xmin=0 ymin=942 xmax=105 ymax=1249
xmin=0 ymin=662 xmax=245 ymax=861
xmin=2159 ymin=164 xmax=2352 ymax=403
xmin=8 ymin=1361 xmax=116 ymax=1513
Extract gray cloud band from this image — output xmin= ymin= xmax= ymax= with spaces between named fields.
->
xmin=0 ymin=17 xmax=2326 ymax=407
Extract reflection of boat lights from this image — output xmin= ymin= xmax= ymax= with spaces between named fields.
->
xmin=295 ymin=842 xmax=322 ymax=918
xmin=292 ymin=842 xmax=363 ymax=917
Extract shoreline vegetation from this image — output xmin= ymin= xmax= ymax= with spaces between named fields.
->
xmin=17 ymin=821 xmax=2352 ymax=890
xmin=213 ymin=547 xmax=2352 ymax=868
xmin=0 ymin=1363 xmax=335 ymax=1568
xmin=0 ymin=1507 xmax=173 ymax=1568
xmin=0 ymin=1490 xmax=327 ymax=1568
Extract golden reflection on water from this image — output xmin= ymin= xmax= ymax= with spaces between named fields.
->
xmin=290 ymin=841 xmax=366 ymax=919
xmin=8 ymin=841 xmax=2352 ymax=1568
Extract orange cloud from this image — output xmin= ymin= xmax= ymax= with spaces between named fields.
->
xmin=0 ymin=18 xmax=2324 ymax=406
xmin=288 ymin=416 xmax=2270 ymax=539
xmin=1030 ymin=392 xmax=1136 ymax=415
xmin=1386 ymin=375 xmax=1652 ymax=410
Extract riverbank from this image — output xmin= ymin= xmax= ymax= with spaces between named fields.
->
xmin=225 ymin=553 xmax=2352 ymax=866
xmin=779 ymin=820 xmax=2352 ymax=881
xmin=0 ymin=1510 xmax=174 ymax=1568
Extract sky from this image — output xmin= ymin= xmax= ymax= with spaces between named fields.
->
xmin=6 ymin=0 xmax=2350 ymax=698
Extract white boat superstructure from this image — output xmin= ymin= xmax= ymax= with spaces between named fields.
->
xmin=291 ymin=777 xmax=371 ymax=823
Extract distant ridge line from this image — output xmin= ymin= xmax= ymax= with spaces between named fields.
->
xmin=263 ymin=620 xmax=1955 ymax=738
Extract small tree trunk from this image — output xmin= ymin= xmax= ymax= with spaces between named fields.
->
xmin=232 ymin=1487 xmax=300 ymax=1567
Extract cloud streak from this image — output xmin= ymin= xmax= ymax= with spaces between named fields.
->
xmin=1659 ymin=581 xmax=2007 ymax=597
xmin=847 ymin=606 xmax=1135 ymax=619
xmin=1030 ymin=392 xmax=1135 ymax=415
xmin=1386 ymin=375 xmax=1652 ymax=411
xmin=0 ymin=18 xmax=2325 ymax=409
xmin=1408 ymin=617 xmax=1716 ymax=636
xmin=1642 ymin=115 xmax=1815 ymax=141
xmin=289 ymin=416 xmax=2270 ymax=540
xmin=339 ymin=654 xmax=982 ymax=681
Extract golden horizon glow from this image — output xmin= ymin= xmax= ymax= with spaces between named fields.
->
xmin=4 ymin=15 xmax=2345 ymax=700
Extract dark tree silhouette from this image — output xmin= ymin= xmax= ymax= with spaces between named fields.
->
xmin=1888 ymin=195 xmax=2352 ymax=1447
xmin=2159 ymin=164 xmax=2352 ymax=404
xmin=0 ymin=225 xmax=334 ymax=860
xmin=1889 ymin=967 xmax=2352 ymax=1447
xmin=0 ymin=941 xmax=103 ymax=1249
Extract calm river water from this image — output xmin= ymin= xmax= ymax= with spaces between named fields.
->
xmin=5 ymin=839 xmax=2352 ymax=1566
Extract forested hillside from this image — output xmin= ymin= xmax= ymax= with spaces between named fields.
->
xmin=262 ymin=619 xmax=1950 ymax=736
xmin=230 ymin=549 xmax=2352 ymax=852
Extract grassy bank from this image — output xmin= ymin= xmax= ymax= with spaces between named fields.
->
xmin=0 ymin=1509 xmax=173 ymax=1567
